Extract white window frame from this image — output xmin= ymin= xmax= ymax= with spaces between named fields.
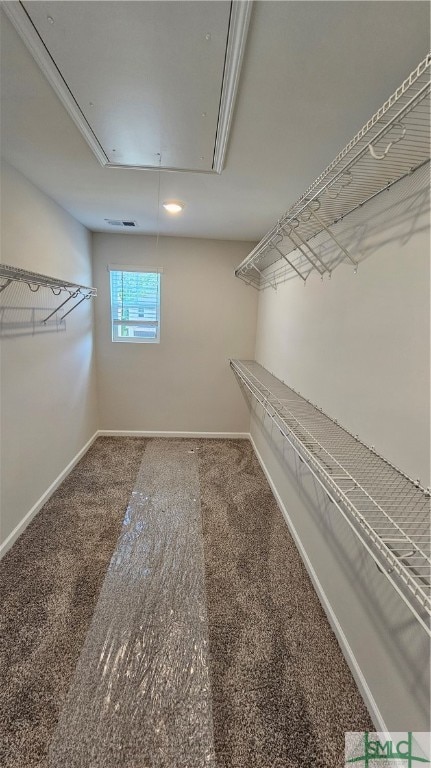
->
xmin=108 ymin=265 xmax=162 ymax=344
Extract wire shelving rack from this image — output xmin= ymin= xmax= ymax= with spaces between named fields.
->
xmin=0 ymin=263 xmax=97 ymax=324
xmin=231 ymin=359 xmax=431 ymax=636
xmin=235 ymin=54 xmax=431 ymax=289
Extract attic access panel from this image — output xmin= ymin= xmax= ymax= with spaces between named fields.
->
xmin=16 ymin=0 xmax=247 ymax=173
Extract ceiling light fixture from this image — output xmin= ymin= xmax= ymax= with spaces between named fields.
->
xmin=163 ymin=201 xmax=185 ymax=214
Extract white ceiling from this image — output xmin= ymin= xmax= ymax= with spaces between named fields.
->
xmin=1 ymin=1 xmax=429 ymax=241
xmin=21 ymin=1 xmax=233 ymax=171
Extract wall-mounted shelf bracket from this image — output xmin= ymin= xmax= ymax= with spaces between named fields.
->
xmin=0 ymin=279 xmax=13 ymax=294
xmin=235 ymin=54 xmax=430 ymax=289
xmin=0 ymin=264 xmax=97 ymax=323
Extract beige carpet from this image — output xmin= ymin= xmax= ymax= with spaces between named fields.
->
xmin=0 ymin=437 xmax=148 ymax=768
xmin=0 ymin=436 xmax=372 ymax=767
xmin=197 ymin=439 xmax=373 ymax=768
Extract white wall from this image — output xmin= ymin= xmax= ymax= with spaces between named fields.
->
xmin=250 ymin=167 xmax=431 ymax=729
xmin=0 ymin=160 xmax=98 ymax=550
xmin=92 ymin=233 xmax=258 ymax=433
xmin=255 ymin=166 xmax=430 ymax=487
xmin=251 ymin=412 xmax=430 ymax=731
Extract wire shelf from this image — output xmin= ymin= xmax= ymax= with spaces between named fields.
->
xmin=235 ymin=54 xmax=431 ymax=289
xmin=0 ymin=263 xmax=97 ymax=323
xmin=231 ymin=359 xmax=431 ymax=636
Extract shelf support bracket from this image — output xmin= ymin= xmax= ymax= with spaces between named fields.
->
xmin=0 ymin=279 xmax=12 ymax=293
xmin=271 ymin=242 xmax=306 ymax=282
xmin=61 ymin=294 xmax=88 ymax=321
xmin=252 ymin=264 xmax=276 ymax=291
xmin=281 ymin=226 xmax=325 ymax=275
xmin=305 ymin=204 xmax=357 ymax=266
xmin=237 ymin=272 xmax=256 ymax=289
xmin=41 ymin=292 xmax=78 ymax=325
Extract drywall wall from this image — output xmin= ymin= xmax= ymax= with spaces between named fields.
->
xmin=92 ymin=233 xmax=258 ymax=433
xmin=0 ymin=160 xmax=98 ymax=550
xmin=249 ymin=166 xmax=430 ymax=729
xmin=255 ymin=166 xmax=430 ymax=487
xmin=250 ymin=411 xmax=430 ymax=730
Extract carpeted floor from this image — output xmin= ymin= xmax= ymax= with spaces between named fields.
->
xmin=0 ymin=437 xmax=148 ymax=768
xmin=0 ymin=436 xmax=373 ymax=767
xmin=48 ymin=439 xmax=215 ymax=768
xmin=197 ymin=439 xmax=373 ymax=768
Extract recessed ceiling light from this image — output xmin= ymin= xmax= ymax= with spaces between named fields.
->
xmin=163 ymin=201 xmax=185 ymax=214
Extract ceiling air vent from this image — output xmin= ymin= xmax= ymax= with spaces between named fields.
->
xmin=105 ymin=219 xmax=137 ymax=227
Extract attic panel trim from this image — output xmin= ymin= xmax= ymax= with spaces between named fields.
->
xmin=5 ymin=0 xmax=252 ymax=175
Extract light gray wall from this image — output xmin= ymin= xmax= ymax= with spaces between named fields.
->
xmin=0 ymin=160 xmax=98 ymax=548
xmin=255 ymin=166 xmax=430 ymax=487
xmin=251 ymin=409 xmax=430 ymax=731
xmin=92 ymin=233 xmax=258 ymax=433
xmin=250 ymin=167 xmax=430 ymax=730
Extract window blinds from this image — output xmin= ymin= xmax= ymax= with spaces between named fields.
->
xmin=109 ymin=267 xmax=161 ymax=343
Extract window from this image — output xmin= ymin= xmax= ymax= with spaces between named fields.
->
xmin=109 ymin=266 xmax=161 ymax=343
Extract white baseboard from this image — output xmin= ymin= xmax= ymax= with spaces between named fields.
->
xmin=1 ymin=425 xmax=385 ymax=732
xmin=0 ymin=430 xmax=249 ymax=558
xmin=0 ymin=431 xmax=98 ymax=560
xmin=97 ymin=430 xmax=250 ymax=439
xmin=0 ymin=424 xmax=388 ymax=730
xmin=249 ymin=433 xmax=388 ymax=733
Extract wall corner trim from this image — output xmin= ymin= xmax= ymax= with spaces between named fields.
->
xmin=248 ymin=433 xmax=389 ymax=733
xmin=0 ymin=431 xmax=99 ymax=560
